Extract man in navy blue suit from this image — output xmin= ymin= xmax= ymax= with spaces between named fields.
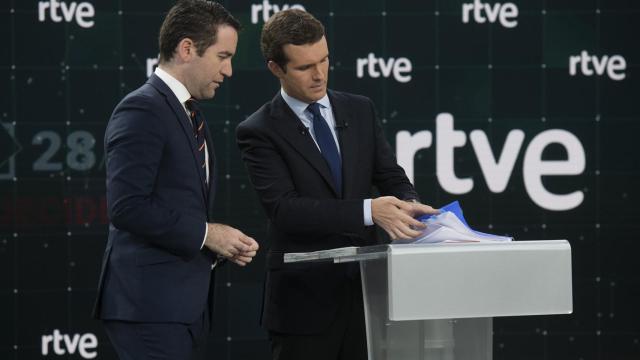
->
xmin=237 ymin=9 xmax=437 ymax=360
xmin=94 ymin=1 xmax=259 ymax=359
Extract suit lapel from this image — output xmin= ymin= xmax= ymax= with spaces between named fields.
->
xmin=204 ymin=123 xmax=217 ymax=218
xmin=147 ymin=75 xmax=208 ymax=200
xmin=270 ymin=93 xmax=339 ymax=197
xmin=328 ymin=90 xmax=357 ymax=199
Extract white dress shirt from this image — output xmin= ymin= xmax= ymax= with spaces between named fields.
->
xmin=155 ymin=67 xmax=211 ymax=248
xmin=280 ymin=89 xmax=374 ymax=226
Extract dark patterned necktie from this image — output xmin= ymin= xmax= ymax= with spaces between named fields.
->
xmin=185 ymin=98 xmax=207 ymax=182
xmin=307 ymin=102 xmax=342 ymax=194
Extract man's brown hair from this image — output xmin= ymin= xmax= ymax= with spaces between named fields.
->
xmin=159 ymin=0 xmax=241 ymax=63
xmin=260 ymin=9 xmax=325 ymax=71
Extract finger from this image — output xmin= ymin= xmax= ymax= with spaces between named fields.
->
xmin=225 ymin=246 xmax=239 ymax=257
xmin=384 ymin=227 xmax=398 ymax=240
xmin=395 ymin=228 xmax=420 ymax=240
xmin=390 ymin=227 xmax=405 ymax=240
xmin=412 ymin=203 xmax=440 ymax=215
xmin=394 ymin=223 xmax=422 ymax=239
xmin=226 ymin=240 xmax=245 ymax=255
xmin=238 ymin=233 xmax=257 ymax=247
xmin=231 ymin=258 xmax=247 ymax=267
xmin=231 ymin=240 xmax=251 ymax=253
xmin=233 ymin=256 xmax=253 ymax=264
xmin=408 ymin=218 xmax=427 ymax=229
xmin=238 ymin=250 xmax=257 ymax=258
xmin=233 ymin=255 xmax=253 ymax=264
xmin=389 ymin=197 xmax=411 ymax=210
xmin=236 ymin=238 xmax=258 ymax=252
xmin=396 ymin=212 xmax=426 ymax=229
xmin=246 ymin=238 xmax=259 ymax=251
xmin=219 ymin=248 xmax=234 ymax=258
xmin=396 ymin=200 xmax=414 ymax=212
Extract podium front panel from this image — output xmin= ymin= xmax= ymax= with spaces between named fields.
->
xmin=361 ymin=258 xmax=492 ymax=360
xmin=387 ymin=241 xmax=573 ymax=320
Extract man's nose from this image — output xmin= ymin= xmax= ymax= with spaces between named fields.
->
xmin=221 ymin=62 xmax=233 ymax=77
xmin=312 ymin=65 xmax=324 ymax=81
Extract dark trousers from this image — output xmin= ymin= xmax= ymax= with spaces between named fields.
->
xmin=269 ymin=279 xmax=368 ymax=360
xmin=103 ymin=311 xmax=209 ymax=360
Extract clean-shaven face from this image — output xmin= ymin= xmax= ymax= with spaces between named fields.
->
xmin=184 ymin=25 xmax=238 ymax=100
xmin=277 ymin=36 xmax=329 ymax=103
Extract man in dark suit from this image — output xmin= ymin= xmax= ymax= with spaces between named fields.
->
xmin=94 ymin=1 xmax=258 ymax=359
xmin=236 ymin=9 xmax=438 ymax=360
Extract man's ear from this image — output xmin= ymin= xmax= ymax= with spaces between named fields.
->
xmin=176 ymin=38 xmax=196 ymax=62
xmin=267 ymin=61 xmax=285 ymax=79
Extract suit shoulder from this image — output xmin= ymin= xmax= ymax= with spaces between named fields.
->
xmin=330 ymin=90 xmax=373 ymax=106
xmin=237 ymin=102 xmax=271 ymax=132
xmin=118 ymin=83 xmax=163 ymax=108
xmin=110 ymin=83 xmax=169 ymax=123
xmin=107 ymin=83 xmax=169 ymax=136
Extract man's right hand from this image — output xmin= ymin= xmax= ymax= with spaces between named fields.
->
xmin=371 ymin=196 xmax=439 ymax=240
xmin=204 ymin=223 xmax=259 ymax=266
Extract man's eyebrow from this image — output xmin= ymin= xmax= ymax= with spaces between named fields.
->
xmin=296 ymin=55 xmax=329 ymax=69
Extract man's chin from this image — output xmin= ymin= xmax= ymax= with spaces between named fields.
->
xmin=200 ymin=90 xmax=216 ymax=100
xmin=308 ymin=88 xmax=327 ymax=101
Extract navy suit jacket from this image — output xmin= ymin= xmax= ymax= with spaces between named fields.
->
xmin=94 ymin=74 xmax=218 ymax=324
xmin=236 ymin=90 xmax=418 ymax=334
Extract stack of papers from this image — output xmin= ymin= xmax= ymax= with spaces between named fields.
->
xmin=395 ymin=201 xmax=513 ymax=244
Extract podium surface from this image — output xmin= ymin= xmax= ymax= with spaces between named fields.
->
xmin=284 ymin=240 xmax=573 ymax=360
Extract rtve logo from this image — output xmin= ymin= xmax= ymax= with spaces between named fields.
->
xmin=356 ymin=53 xmax=413 ymax=83
xmin=41 ymin=330 xmax=98 ymax=359
xmin=397 ymin=114 xmax=586 ymax=211
xmin=569 ymin=50 xmax=626 ymax=81
xmin=37 ymin=0 xmax=95 ymax=28
xmin=462 ymin=0 xmax=518 ymax=28
xmin=251 ymin=0 xmax=305 ymax=24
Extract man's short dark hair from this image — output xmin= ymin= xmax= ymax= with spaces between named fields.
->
xmin=260 ymin=9 xmax=325 ymax=71
xmin=159 ymin=0 xmax=241 ymax=63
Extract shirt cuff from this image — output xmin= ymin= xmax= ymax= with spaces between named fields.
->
xmin=201 ymin=222 xmax=208 ymax=249
xmin=363 ymin=199 xmax=373 ymax=226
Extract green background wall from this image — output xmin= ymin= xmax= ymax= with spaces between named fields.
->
xmin=1 ymin=0 xmax=639 ymax=358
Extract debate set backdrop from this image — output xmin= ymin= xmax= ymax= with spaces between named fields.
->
xmin=1 ymin=0 xmax=639 ymax=359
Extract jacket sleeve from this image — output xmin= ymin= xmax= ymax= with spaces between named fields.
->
xmin=105 ymin=95 xmax=206 ymax=259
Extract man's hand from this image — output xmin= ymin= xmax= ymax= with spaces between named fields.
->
xmin=371 ymin=196 xmax=439 ymax=240
xmin=204 ymin=223 xmax=259 ymax=266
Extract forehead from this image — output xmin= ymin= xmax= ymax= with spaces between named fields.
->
xmin=282 ymin=36 xmax=328 ymax=65
xmin=207 ymin=25 xmax=238 ymax=52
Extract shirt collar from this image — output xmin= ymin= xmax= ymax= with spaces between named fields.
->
xmin=155 ymin=66 xmax=192 ymax=105
xmin=280 ymin=88 xmax=331 ymax=117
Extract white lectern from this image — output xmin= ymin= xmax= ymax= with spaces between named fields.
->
xmin=284 ymin=240 xmax=573 ymax=360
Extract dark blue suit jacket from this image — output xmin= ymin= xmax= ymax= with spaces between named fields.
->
xmin=236 ymin=90 xmax=418 ymax=334
xmin=94 ymin=74 xmax=217 ymax=324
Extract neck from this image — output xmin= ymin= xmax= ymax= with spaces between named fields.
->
xmin=158 ymin=63 xmax=186 ymax=85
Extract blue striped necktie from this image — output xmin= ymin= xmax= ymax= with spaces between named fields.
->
xmin=307 ymin=102 xmax=342 ymax=194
